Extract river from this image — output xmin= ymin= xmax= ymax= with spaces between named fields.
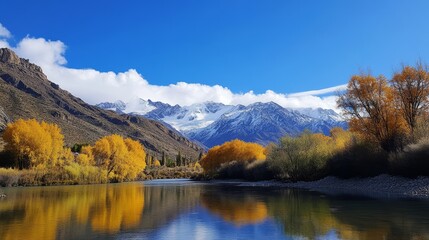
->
xmin=1 ymin=179 xmax=429 ymax=239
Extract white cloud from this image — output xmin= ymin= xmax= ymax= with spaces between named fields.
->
xmin=0 ymin=23 xmax=11 ymax=39
xmin=0 ymin=39 xmax=10 ymax=48
xmin=1 ymin=22 xmax=344 ymax=111
xmin=288 ymin=84 xmax=347 ymax=97
xmin=15 ymin=37 xmax=67 ymax=66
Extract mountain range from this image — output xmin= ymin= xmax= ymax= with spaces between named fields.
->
xmin=0 ymin=48 xmax=203 ymax=158
xmin=97 ymin=98 xmax=347 ymax=148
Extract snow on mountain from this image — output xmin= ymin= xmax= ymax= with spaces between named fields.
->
xmin=161 ymin=102 xmax=238 ymax=131
xmin=96 ymin=99 xmax=347 ymax=148
xmin=296 ymin=108 xmax=344 ymax=122
xmin=124 ymin=98 xmax=156 ymax=115
xmin=96 ymin=100 xmax=126 ymax=114
xmin=96 ymin=98 xmax=156 ymax=115
xmin=185 ymin=102 xmax=346 ymax=147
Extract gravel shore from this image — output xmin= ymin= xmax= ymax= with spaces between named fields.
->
xmin=236 ymin=175 xmax=429 ymax=199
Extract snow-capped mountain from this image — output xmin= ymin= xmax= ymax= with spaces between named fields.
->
xmin=96 ymin=99 xmax=347 ymax=147
xmin=160 ymin=102 xmax=239 ymax=131
xmin=96 ymin=100 xmax=126 ymax=114
xmin=97 ymin=98 xmax=156 ymax=115
xmin=296 ymin=107 xmax=344 ymax=123
xmin=185 ymin=102 xmax=346 ymax=147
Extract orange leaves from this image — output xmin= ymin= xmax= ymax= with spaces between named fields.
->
xmin=2 ymin=119 xmax=66 ymax=169
xmin=339 ymin=63 xmax=429 ymax=151
xmin=200 ymin=139 xmax=266 ymax=172
xmin=391 ymin=64 xmax=429 ymax=136
xmin=338 ymin=73 xmax=407 ymax=151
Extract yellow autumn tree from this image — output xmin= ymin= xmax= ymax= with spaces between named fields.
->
xmin=200 ymin=139 xmax=266 ymax=172
xmin=2 ymin=119 xmax=66 ymax=169
xmin=90 ymin=134 xmax=146 ymax=182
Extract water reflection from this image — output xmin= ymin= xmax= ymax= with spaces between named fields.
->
xmin=1 ymin=181 xmax=429 ymax=240
xmin=0 ymin=184 xmax=145 ymax=239
xmin=200 ymin=188 xmax=268 ymax=226
xmin=199 ymin=187 xmax=429 ymax=239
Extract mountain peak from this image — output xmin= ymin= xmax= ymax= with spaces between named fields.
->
xmin=0 ymin=48 xmax=46 ymax=77
xmin=248 ymin=101 xmax=282 ymax=109
xmin=0 ymin=48 xmax=20 ymax=65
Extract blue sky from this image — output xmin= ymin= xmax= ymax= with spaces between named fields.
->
xmin=1 ymin=0 xmax=429 ymax=109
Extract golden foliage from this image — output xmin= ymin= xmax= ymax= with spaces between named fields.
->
xmin=90 ymin=134 xmax=146 ymax=182
xmin=200 ymin=139 xmax=266 ymax=172
xmin=153 ymin=159 xmax=161 ymax=167
xmin=330 ymin=127 xmax=354 ymax=150
xmin=193 ymin=161 xmax=202 ymax=170
xmin=338 ymin=73 xmax=407 ymax=151
xmin=2 ymin=119 xmax=66 ymax=169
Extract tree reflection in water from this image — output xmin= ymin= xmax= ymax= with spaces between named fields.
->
xmin=0 ymin=182 xmax=429 ymax=240
xmin=0 ymin=183 xmax=145 ymax=240
xmin=200 ymin=188 xmax=268 ymax=226
xmin=200 ymin=186 xmax=429 ymax=240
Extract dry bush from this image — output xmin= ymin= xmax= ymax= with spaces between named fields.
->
xmin=0 ymin=168 xmax=21 ymax=187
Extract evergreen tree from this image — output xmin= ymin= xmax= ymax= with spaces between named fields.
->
xmin=161 ymin=151 xmax=166 ymax=166
xmin=176 ymin=151 xmax=182 ymax=166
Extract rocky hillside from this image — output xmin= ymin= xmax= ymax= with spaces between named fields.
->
xmin=0 ymin=106 xmax=9 ymax=132
xmin=0 ymin=48 xmax=203 ymax=159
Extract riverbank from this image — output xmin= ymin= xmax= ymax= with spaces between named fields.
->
xmin=234 ymin=174 xmax=429 ymax=199
xmin=0 ymin=166 xmax=202 ymax=187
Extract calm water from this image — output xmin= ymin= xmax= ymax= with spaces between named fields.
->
xmin=1 ymin=180 xmax=429 ymax=240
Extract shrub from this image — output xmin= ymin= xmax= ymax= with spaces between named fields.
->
xmin=216 ymin=160 xmax=273 ymax=181
xmin=389 ymin=138 xmax=429 ymax=177
xmin=193 ymin=162 xmax=202 ymax=171
xmin=200 ymin=139 xmax=266 ymax=173
xmin=63 ymin=162 xmax=108 ymax=184
xmin=153 ymin=159 xmax=161 ymax=167
xmin=0 ymin=168 xmax=21 ymax=187
xmin=267 ymin=131 xmax=334 ymax=181
xmin=327 ymin=141 xmax=389 ymax=178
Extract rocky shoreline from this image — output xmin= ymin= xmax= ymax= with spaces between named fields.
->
xmin=231 ymin=175 xmax=429 ymax=199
